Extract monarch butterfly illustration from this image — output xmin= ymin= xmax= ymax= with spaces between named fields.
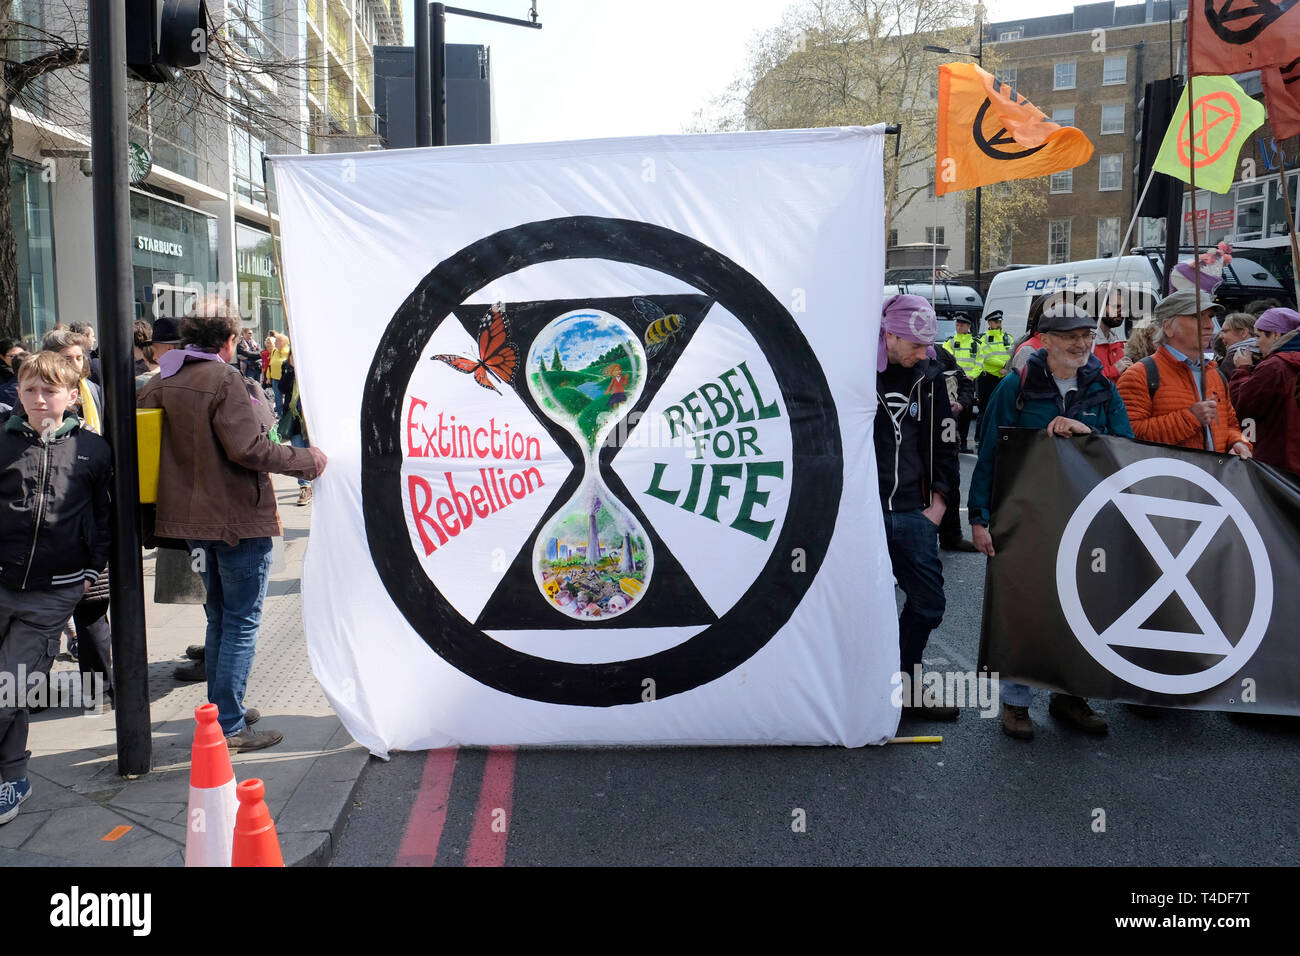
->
xmin=634 ymin=297 xmax=687 ymax=358
xmin=430 ymin=303 xmax=518 ymax=393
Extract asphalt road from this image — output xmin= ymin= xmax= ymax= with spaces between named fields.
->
xmin=333 ymin=453 xmax=1300 ymax=867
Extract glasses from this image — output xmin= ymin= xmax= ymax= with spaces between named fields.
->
xmin=1046 ymin=330 xmax=1094 ymax=343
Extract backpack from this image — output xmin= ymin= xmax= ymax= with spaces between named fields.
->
xmin=1138 ymin=355 xmax=1228 ymax=399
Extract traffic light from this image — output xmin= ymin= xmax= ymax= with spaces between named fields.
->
xmin=126 ymin=0 xmax=208 ymax=83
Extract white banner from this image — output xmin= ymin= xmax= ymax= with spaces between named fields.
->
xmin=269 ymin=126 xmax=896 ymax=753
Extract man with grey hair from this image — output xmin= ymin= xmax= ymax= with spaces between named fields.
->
xmin=1117 ymin=290 xmax=1251 ymax=457
xmin=139 ymin=295 xmax=328 ymax=752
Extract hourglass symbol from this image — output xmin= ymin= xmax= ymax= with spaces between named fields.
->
xmin=527 ymin=309 xmax=653 ymax=621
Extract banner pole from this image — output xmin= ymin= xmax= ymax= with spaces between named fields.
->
xmin=1276 ymin=148 xmax=1300 ymax=305
xmin=1183 ymin=13 xmax=1214 ymax=451
xmin=1105 ymin=166 xmax=1158 ymax=295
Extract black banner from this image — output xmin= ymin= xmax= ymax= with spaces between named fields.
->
xmin=979 ymin=430 xmax=1300 ymax=714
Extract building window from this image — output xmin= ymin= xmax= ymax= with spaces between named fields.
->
xmin=995 ymin=67 xmax=1018 ymax=89
xmin=999 ymin=29 xmax=1022 ymax=40
xmin=1099 ymin=154 xmax=1123 ymax=191
xmin=1049 ymin=220 xmax=1071 ymax=264
xmin=888 ymin=228 xmax=898 ymax=247
xmin=1097 ymin=217 xmax=1121 ymax=257
xmin=1054 ymin=62 xmax=1076 ymax=90
xmin=925 ymin=226 xmax=945 ymax=245
xmin=1052 ymin=106 xmax=1075 ymax=127
xmin=1050 ymin=169 xmax=1073 ymax=193
xmin=1103 ymin=55 xmax=1127 ymax=85
xmin=8 ymin=159 xmax=59 ymax=347
xmin=1101 ymin=105 xmax=1125 ymax=134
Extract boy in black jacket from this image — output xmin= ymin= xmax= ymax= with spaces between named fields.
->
xmin=0 ymin=352 xmax=111 ymax=825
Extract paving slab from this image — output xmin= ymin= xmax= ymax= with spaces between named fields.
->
xmin=1 ymin=476 xmax=366 ymax=868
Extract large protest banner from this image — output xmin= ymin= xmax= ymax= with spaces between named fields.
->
xmin=980 ymin=430 xmax=1300 ymax=714
xmin=268 ymin=127 xmax=898 ymax=754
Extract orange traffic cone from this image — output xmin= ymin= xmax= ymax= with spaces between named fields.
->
xmin=185 ymin=703 xmax=238 ymax=867
xmin=232 ymin=779 xmax=285 ymax=867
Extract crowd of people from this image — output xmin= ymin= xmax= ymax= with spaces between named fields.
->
xmin=0 ymin=301 xmax=326 ymax=826
xmin=878 ymin=286 xmax=1300 ymax=741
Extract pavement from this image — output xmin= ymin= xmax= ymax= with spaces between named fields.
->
xmin=0 ymin=475 xmax=368 ymax=867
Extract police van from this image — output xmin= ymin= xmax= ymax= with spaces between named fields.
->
xmin=981 ymin=252 xmax=1288 ymax=341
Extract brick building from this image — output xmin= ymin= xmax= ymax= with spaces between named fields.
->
xmin=977 ymin=1 xmax=1189 ymax=269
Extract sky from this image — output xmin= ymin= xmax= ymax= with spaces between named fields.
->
xmin=401 ymin=0 xmax=1072 ymax=145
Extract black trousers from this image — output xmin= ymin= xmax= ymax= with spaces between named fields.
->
xmin=938 ymin=482 xmax=965 ymax=544
xmin=974 ymin=373 xmax=1002 ymax=444
xmin=73 ymin=598 xmax=113 ymax=703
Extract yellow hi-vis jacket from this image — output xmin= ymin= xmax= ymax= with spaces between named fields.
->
xmin=942 ymin=333 xmax=983 ymax=378
xmin=979 ymin=329 xmax=1014 ymax=376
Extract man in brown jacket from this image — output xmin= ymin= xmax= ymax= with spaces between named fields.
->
xmin=139 ymin=298 xmax=327 ymax=752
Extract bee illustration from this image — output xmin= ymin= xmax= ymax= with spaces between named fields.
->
xmin=634 ymin=297 xmax=688 ymax=358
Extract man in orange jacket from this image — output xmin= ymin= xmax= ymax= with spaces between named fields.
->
xmin=1116 ymin=290 xmax=1252 ymax=458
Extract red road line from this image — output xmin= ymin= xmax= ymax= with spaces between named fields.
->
xmin=395 ymin=748 xmax=458 ymax=867
xmin=465 ymin=746 xmax=517 ymax=867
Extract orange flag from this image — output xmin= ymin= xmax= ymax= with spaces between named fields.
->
xmin=1262 ymin=57 xmax=1300 ymax=140
xmin=1190 ymin=0 xmax=1300 ymax=75
xmin=936 ymin=63 xmax=1095 ymax=197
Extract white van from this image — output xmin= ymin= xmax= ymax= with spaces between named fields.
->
xmin=980 ymin=257 xmax=1161 ymax=341
xmin=982 ymin=252 xmax=1289 ymax=341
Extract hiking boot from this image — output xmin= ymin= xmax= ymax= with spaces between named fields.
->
xmin=173 ymin=660 xmax=206 ymax=682
xmin=0 ymin=778 xmax=32 ymax=825
xmin=1001 ymin=703 xmax=1034 ymax=740
xmin=297 ymin=485 xmax=313 ymax=506
xmin=1049 ymin=693 xmax=1108 ymax=735
xmin=225 ymin=726 xmax=284 ymax=753
xmin=940 ymin=538 xmax=977 ymax=552
xmin=244 ymin=707 xmax=260 ymax=726
xmin=902 ymin=701 xmax=960 ymax=721
xmin=185 ymin=645 xmax=205 ymax=661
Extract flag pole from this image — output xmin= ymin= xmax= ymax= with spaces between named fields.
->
xmin=1276 ymin=145 xmax=1300 ymax=305
xmin=1183 ymin=11 xmax=1214 ymax=451
xmin=1104 ymin=166 xmax=1159 ymax=296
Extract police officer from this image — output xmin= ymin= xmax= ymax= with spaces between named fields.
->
xmin=974 ymin=311 xmax=1013 ymax=444
xmin=941 ymin=315 xmax=982 ymax=452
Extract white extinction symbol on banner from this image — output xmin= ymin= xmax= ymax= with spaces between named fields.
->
xmin=1057 ymin=458 xmax=1273 ymax=695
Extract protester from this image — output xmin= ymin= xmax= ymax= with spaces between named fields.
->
xmin=151 ymin=316 xmax=181 ymax=361
xmin=277 ymin=354 xmax=315 ymax=505
xmin=1246 ymin=298 xmax=1282 ymax=317
xmin=236 ymin=327 xmax=262 ymax=381
xmin=1215 ymin=312 xmax=1257 ymax=367
xmin=1091 ymin=281 xmax=1130 ymax=381
xmin=973 ymin=310 xmax=1013 ymax=443
xmin=138 ymin=297 xmax=327 ymax=752
xmin=261 ymin=335 xmax=274 ymax=387
xmin=267 ymin=333 xmax=292 ymax=416
xmin=969 ymin=303 xmax=1131 ymax=740
xmin=134 ymin=320 xmax=160 ymax=390
xmin=0 ymin=340 xmax=23 ymax=408
xmin=1008 ymin=292 xmax=1069 ymax=373
xmin=0 ymin=352 xmax=111 ymax=824
xmin=1117 ymin=290 xmax=1251 ymax=458
xmin=1229 ymin=307 xmax=1300 ymax=475
xmin=940 ymin=315 xmax=981 ymax=452
xmin=1124 ymin=317 xmax=1159 ymax=364
xmin=40 ymin=329 xmax=102 ymax=436
xmin=875 ymin=295 xmax=961 ymax=720
xmin=68 ymin=322 xmax=102 ymax=388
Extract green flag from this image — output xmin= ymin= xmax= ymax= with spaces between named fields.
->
xmin=1153 ymin=75 xmax=1265 ymax=194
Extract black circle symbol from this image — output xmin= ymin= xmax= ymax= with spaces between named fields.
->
xmin=1204 ymin=0 xmax=1296 ymax=44
xmin=973 ymin=98 xmax=1049 ymax=161
xmin=359 ymin=216 xmax=843 ymax=706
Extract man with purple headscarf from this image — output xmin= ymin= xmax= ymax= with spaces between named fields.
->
xmin=875 ymin=295 xmax=961 ymax=721
xmin=1229 ymin=307 xmax=1300 ymax=475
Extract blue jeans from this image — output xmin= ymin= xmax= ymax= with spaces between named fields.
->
xmin=883 ymin=508 xmax=946 ymax=675
xmin=272 ymin=379 xmax=286 ymax=416
xmin=289 ymin=432 xmax=309 ymax=486
xmin=187 ymin=537 xmax=274 ymax=736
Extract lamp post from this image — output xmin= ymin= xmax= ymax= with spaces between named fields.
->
xmin=925 ymin=21 xmax=984 ymax=293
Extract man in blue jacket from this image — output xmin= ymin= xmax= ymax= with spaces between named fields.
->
xmin=968 ymin=303 xmax=1134 ymax=740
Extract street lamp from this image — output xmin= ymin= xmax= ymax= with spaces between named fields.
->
xmin=925 ymin=27 xmax=984 ymax=292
